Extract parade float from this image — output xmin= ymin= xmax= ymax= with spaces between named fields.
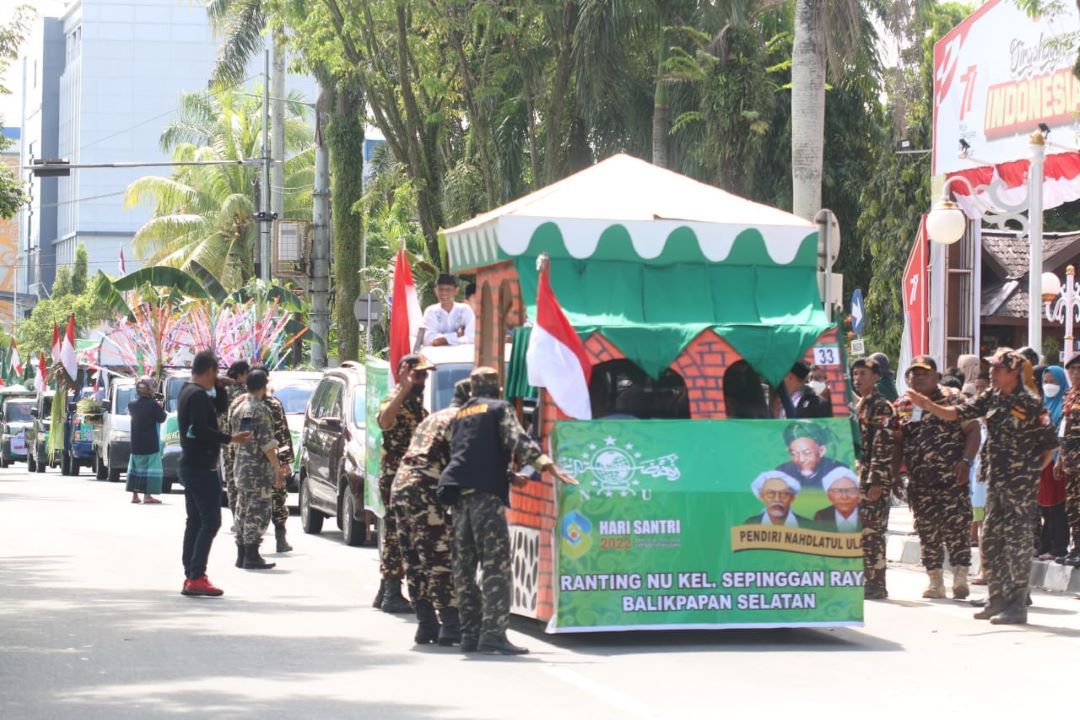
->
xmin=441 ymin=154 xmax=863 ymax=632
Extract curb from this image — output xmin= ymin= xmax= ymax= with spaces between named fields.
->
xmin=887 ymin=533 xmax=1080 ymax=592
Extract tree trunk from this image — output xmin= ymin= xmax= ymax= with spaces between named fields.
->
xmin=326 ymin=75 xmax=365 ymax=362
xmin=652 ymin=28 xmax=670 ymax=169
xmin=791 ymin=0 xmax=826 ymax=220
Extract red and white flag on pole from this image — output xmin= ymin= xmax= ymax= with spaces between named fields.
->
xmin=51 ymin=324 xmax=61 ymax=364
xmin=526 ymin=260 xmax=592 ymax=419
xmin=388 ymin=249 xmax=424 ymax=382
xmin=10 ymin=338 xmax=22 ymax=377
xmin=61 ymin=314 xmax=77 ymax=382
xmin=35 ymin=353 xmax=47 ymax=393
xmin=119 ymin=247 xmax=127 ymax=276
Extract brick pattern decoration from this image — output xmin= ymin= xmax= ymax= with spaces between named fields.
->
xmin=800 ymin=326 xmax=852 ymax=419
xmin=475 ymin=261 xmax=524 ymax=372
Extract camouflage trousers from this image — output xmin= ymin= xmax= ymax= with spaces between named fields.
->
xmin=983 ymin=475 xmax=1039 ymax=605
xmin=235 ymin=487 xmax=272 ymax=545
xmin=1066 ymin=472 xmax=1080 ymax=551
xmin=860 ymin=485 xmax=891 ymax=592
xmin=223 ymin=449 xmax=238 ymax=519
xmin=378 ymin=473 xmax=404 ymax=579
xmin=391 ymin=476 xmax=455 ymax=611
xmin=452 ymin=490 xmax=512 ymax=638
xmin=272 ymin=486 xmax=288 ymax=528
xmin=908 ymin=479 xmax=972 ymax=570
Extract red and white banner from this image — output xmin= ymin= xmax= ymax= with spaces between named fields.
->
xmin=34 ymin=353 xmax=47 ymax=393
xmin=388 ymin=250 xmax=423 ymax=383
xmin=61 ymin=314 xmax=77 ymax=382
xmin=10 ymin=338 xmax=22 ymax=377
xmin=526 ymin=262 xmax=593 ymax=419
xmin=899 ymin=217 xmax=930 ymax=385
xmin=933 ymin=0 xmax=1080 ymax=212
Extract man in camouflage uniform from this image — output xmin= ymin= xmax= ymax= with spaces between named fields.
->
xmin=893 ymin=355 xmax=979 ymax=600
xmin=228 ymin=369 xmax=286 ymax=570
xmin=257 ymin=367 xmax=295 ymax=553
xmin=851 ymin=357 xmax=896 ymax=600
xmin=908 ymin=348 xmax=1058 ymax=624
xmin=221 ymin=361 xmax=250 ymax=524
xmin=374 ymin=353 xmax=432 ymax=613
xmin=1055 ymin=354 xmax=1080 ymax=566
xmin=438 ymin=367 xmax=578 ymax=655
xmin=390 ymin=380 xmax=470 ymax=647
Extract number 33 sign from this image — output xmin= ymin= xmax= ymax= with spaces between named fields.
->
xmin=813 ymin=347 xmax=841 ymax=366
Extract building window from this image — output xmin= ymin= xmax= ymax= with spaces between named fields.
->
xmin=588 ymin=359 xmax=689 ymax=420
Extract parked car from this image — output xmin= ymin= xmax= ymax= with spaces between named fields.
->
xmin=298 ymin=345 xmax=479 ymax=548
xmin=93 ymin=379 xmax=136 ymax=485
xmin=61 ymin=388 xmax=97 ymax=477
xmin=159 ymin=370 xmax=191 ymax=491
xmin=298 ymin=361 xmax=369 ymax=546
xmin=269 ymin=370 xmax=322 ymax=491
xmin=1 ymin=395 xmax=35 ymax=467
xmin=26 ymin=391 xmax=57 ymax=473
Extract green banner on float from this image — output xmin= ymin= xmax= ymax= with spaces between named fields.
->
xmin=364 ymin=358 xmax=389 ymax=516
xmin=549 ymin=419 xmax=864 ymax=632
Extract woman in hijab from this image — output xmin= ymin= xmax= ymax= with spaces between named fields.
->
xmin=957 ymin=354 xmax=980 ymax=397
xmin=126 ymin=376 xmax=168 ymax=504
xmin=1037 ymin=365 xmax=1069 ymax=560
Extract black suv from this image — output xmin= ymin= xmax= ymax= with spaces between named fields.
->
xmin=298 ymin=362 xmax=370 ymax=546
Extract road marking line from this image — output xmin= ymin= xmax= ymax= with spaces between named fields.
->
xmin=541 ymin=664 xmax=662 ymax=719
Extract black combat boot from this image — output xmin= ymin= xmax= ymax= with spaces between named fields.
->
xmin=990 ymin=586 xmax=1029 ymax=625
xmin=460 ymin=635 xmax=479 ymax=653
xmin=973 ymin=593 xmax=1006 ymax=619
xmin=380 ymin=579 xmax=412 ymax=614
xmin=478 ymin=632 xmax=529 ymax=655
xmin=437 ymin=606 xmax=461 ymax=646
xmin=235 ymin=543 xmax=244 ymax=568
xmin=275 ymin=525 xmax=293 ymax=553
xmin=413 ymin=600 xmax=440 ymax=644
xmin=242 ymin=543 xmax=276 ymax=570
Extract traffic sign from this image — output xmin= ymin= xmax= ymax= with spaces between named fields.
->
xmin=850 ymin=288 xmax=865 ymax=337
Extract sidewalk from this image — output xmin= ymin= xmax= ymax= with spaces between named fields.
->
xmin=887 ymin=502 xmax=1080 ymax=593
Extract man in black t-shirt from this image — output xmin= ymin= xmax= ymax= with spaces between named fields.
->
xmin=178 ymin=350 xmax=251 ymax=598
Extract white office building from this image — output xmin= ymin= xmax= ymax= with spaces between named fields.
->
xmin=17 ymin=0 xmax=314 ymax=303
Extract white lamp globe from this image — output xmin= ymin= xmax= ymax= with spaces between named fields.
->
xmin=1042 ymin=271 xmax=1062 ymax=301
xmin=926 ymin=200 xmax=966 ymax=245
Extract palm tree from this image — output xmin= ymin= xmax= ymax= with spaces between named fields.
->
xmin=124 ymin=89 xmax=313 ymax=290
xmin=791 ymin=0 xmax=876 ymax=220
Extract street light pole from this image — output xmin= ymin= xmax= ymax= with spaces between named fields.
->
xmin=1028 ymin=131 xmax=1046 ymax=354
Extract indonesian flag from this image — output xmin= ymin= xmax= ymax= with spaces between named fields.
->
xmin=526 ymin=261 xmax=592 ymax=419
xmin=388 ymin=249 xmax=423 ymax=382
xmin=34 ymin=353 xmax=47 ymax=393
xmin=119 ymin=247 xmax=127 ymax=276
xmin=10 ymin=338 xmax=22 ymax=377
xmin=51 ymin=324 xmax=61 ymax=364
xmin=61 ymin=314 xmax=77 ymax=382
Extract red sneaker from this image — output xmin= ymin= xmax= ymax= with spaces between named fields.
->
xmin=181 ymin=578 xmax=194 ymax=595
xmin=183 ymin=575 xmax=224 ymax=597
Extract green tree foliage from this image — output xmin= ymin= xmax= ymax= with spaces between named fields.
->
xmin=16 ymin=244 xmax=106 ymax=357
xmin=0 ymin=5 xmax=33 ymax=218
xmin=858 ymin=3 xmax=970 ymax=359
xmin=123 ymin=88 xmax=314 ymax=290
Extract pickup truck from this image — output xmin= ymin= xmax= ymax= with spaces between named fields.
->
xmin=93 ymin=379 xmax=135 ymax=484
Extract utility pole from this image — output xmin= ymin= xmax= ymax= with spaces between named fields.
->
xmin=259 ymin=48 xmax=273 ymax=282
xmin=271 ymin=28 xmax=286 ymax=231
xmin=310 ymin=84 xmax=331 ymax=369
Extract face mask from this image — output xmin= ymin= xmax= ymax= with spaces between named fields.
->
xmin=809 ymin=381 xmax=827 ymax=395
xmin=1044 ymin=384 xmax=1061 ymax=398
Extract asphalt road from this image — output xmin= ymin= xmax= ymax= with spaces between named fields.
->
xmin=1 ymin=463 xmax=1078 ymax=720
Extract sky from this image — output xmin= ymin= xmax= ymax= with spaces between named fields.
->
xmin=0 ymin=0 xmax=66 ymax=127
